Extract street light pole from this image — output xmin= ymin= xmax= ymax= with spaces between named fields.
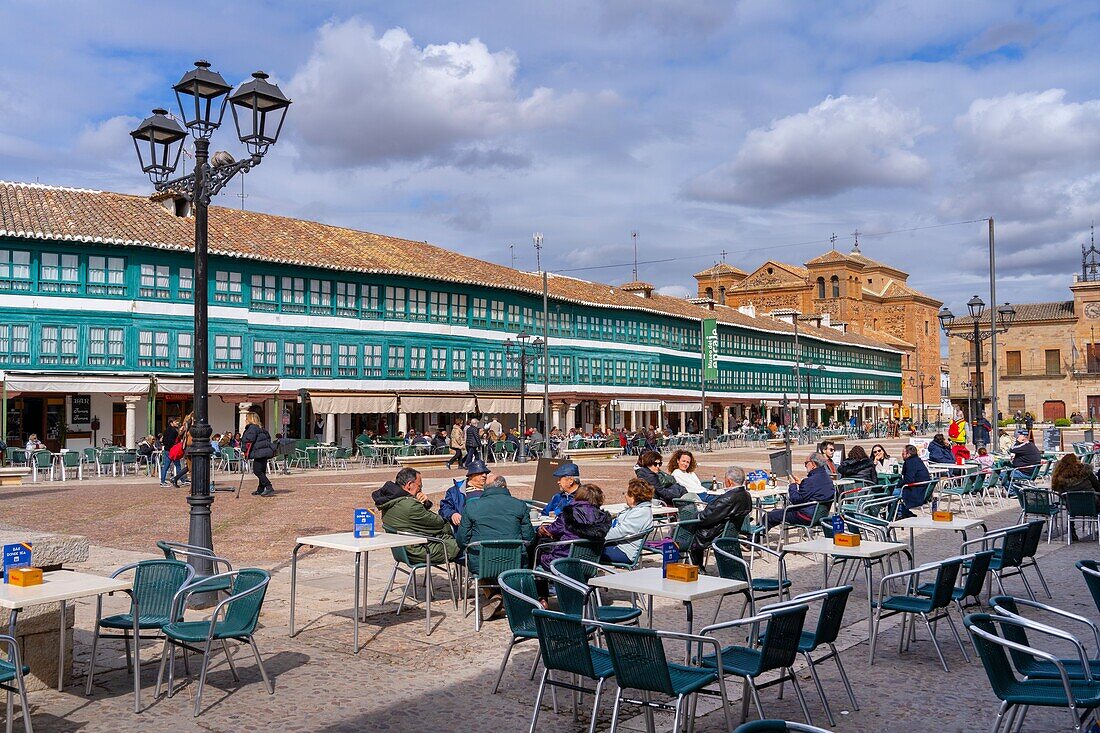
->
xmin=504 ymin=332 xmax=543 ymax=463
xmin=939 ymin=296 xmax=1016 ymax=436
xmin=129 ymin=62 xmax=290 ymax=574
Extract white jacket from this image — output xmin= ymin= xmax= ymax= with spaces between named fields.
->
xmin=604 ymin=502 xmax=654 ymax=560
xmin=672 ymin=469 xmax=707 ymax=493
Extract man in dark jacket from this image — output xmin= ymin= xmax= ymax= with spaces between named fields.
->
xmin=439 ymin=460 xmax=490 ymax=543
xmin=464 ymin=418 xmax=482 ymax=466
xmin=459 ymin=474 xmax=534 ymax=574
xmin=765 ymin=454 xmax=835 ymax=528
xmin=542 ymin=462 xmax=580 ymax=516
xmin=372 ymin=468 xmax=459 ymax=564
xmin=897 ymin=445 xmax=932 ymax=518
xmin=689 ymin=466 xmax=751 ymax=566
xmin=242 ymin=415 xmax=276 ymax=497
xmin=1009 ymin=431 xmax=1043 ymax=487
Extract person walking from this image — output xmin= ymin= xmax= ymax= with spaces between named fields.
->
xmin=242 ymin=412 xmax=276 ymax=497
xmin=446 ymin=420 xmax=465 ymax=469
xmin=464 ymin=418 xmax=482 ymax=466
xmin=160 ymin=417 xmax=184 ymax=487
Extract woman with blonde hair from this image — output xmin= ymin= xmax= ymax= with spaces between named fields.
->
xmin=241 ymin=411 xmax=276 ymax=497
xmin=601 ymin=478 xmax=654 ymax=565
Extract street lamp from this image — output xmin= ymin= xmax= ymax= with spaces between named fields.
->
xmin=130 ymin=61 xmax=290 ymax=574
xmin=503 ymin=332 xmax=544 ymax=463
xmin=908 ymin=373 xmax=936 ymax=428
xmin=939 ymin=296 xmax=1016 ymax=426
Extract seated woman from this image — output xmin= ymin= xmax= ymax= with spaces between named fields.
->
xmin=668 ymin=449 xmax=707 ymax=494
xmin=927 ymin=433 xmax=955 ymax=464
xmin=837 ymin=445 xmax=878 ymax=485
xmin=1051 ymin=453 xmax=1100 ymax=541
xmin=601 ymin=479 xmax=654 ymax=565
xmin=870 ymin=444 xmax=897 ymax=472
xmin=25 ymin=433 xmax=44 ymax=452
xmin=535 ymin=483 xmax=611 ymax=603
xmin=635 ymin=450 xmax=685 ymax=504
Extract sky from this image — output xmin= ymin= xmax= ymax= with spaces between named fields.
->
xmin=2 ymin=1 xmax=1100 ymax=315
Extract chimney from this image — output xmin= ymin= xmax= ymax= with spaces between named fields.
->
xmin=820 ymin=312 xmax=831 ymax=328
xmin=766 ymin=308 xmax=798 ymax=325
xmin=738 ymin=304 xmax=756 ymax=318
xmin=620 ymin=281 xmax=655 ymax=298
xmin=151 ymin=191 xmax=192 ymax=217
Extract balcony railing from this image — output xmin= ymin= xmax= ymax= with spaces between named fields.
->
xmin=1001 ymin=369 xmax=1066 ymax=379
xmin=468 ymin=375 xmax=522 ymax=391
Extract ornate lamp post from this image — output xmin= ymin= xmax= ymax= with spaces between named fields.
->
xmin=909 ymin=373 xmax=936 ymax=428
xmin=129 ymin=61 xmax=290 ymax=572
xmin=503 ymin=332 xmax=544 ymax=463
xmin=939 ymin=296 xmax=1015 ymax=423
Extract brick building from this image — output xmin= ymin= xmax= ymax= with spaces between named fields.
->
xmin=944 ymin=244 xmax=1100 ymax=422
xmin=694 ymin=241 xmax=942 ymax=422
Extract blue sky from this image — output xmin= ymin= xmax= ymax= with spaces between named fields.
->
xmin=3 ymin=1 xmax=1100 ymax=314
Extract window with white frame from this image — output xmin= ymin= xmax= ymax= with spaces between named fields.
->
xmin=431 ymin=347 xmax=447 ymax=378
xmin=284 ymin=341 xmax=306 ymax=376
xmin=177 ymin=332 xmax=193 ymax=369
xmin=338 ymin=344 xmax=358 ymax=376
xmin=0 ymin=249 xmax=31 ymax=291
xmin=384 ymin=286 xmax=406 ymax=319
xmin=387 ymin=344 xmax=405 ymax=377
xmin=251 ymin=274 xmax=277 ymax=311
xmin=577 ymin=357 xmax=590 ymax=382
xmin=409 ymin=346 xmax=426 ymax=378
xmin=213 ymin=270 xmax=242 ymax=303
xmin=452 ymin=294 xmax=467 ymax=324
xmin=0 ymin=325 xmax=29 ymax=364
xmin=88 ymin=256 xmax=126 ymax=295
xmin=408 ymin=289 xmax=428 ymax=321
xmin=213 ymin=334 xmax=242 ymax=370
xmin=361 ymin=285 xmax=381 ymax=316
xmin=41 ymin=253 xmax=80 ymax=293
xmin=363 ymin=343 xmax=382 ymax=377
xmin=452 ymin=348 xmax=467 ymax=378
xmin=490 ymin=301 xmax=506 ymax=327
xmin=309 ymin=280 xmax=332 ymax=313
xmin=429 ymin=292 xmax=448 ymax=323
xmin=311 ymin=343 xmax=332 ymax=376
xmin=488 ymin=351 xmax=503 ymax=377
xmin=253 ymin=340 xmax=278 ymax=375
xmin=336 ymin=282 xmax=358 ymax=317
xmin=471 ymin=349 xmax=486 ymax=377
xmin=138 ymin=330 xmax=170 ymax=368
xmin=139 ymin=263 xmax=170 ymax=298
xmin=178 ymin=267 xmax=193 ymax=300
xmin=281 ymin=277 xmax=306 ymax=312
xmin=87 ymin=327 xmax=124 ymax=366
xmin=507 ymin=304 xmax=520 ymax=330
xmin=472 ymin=297 xmax=488 ymax=326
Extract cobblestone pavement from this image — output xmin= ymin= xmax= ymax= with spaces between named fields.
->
xmin=3 ymin=441 xmax=1099 ymax=732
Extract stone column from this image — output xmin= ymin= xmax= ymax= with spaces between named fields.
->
xmin=566 ymin=402 xmax=577 ymax=430
xmin=551 ymin=405 xmax=561 ymax=430
xmin=398 ymin=412 xmax=408 ymax=435
xmin=123 ymin=396 xmax=140 ymax=449
xmin=679 ymin=411 xmax=687 ymax=434
xmin=237 ymin=402 xmax=253 ymax=434
xmin=599 ymin=403 xmax=608 ymax=432
xmin=723 ymin=404 xmax=730 ymax=434
xmin=630 ymin=410 xmax=638 ymax=431
xmin=325 ymin=412 xmax=336 ymax=444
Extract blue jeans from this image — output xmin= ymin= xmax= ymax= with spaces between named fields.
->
xmin=601 ymin=545 xmax=632 ymax=565
xmin=160 ymin=457 xmax=182 ymax=483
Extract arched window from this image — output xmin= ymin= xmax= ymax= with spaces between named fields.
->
xmin=830 ymin=275 xmax=840 ymax=298
xmin=705 ymin=287 xmax=714 ymax=299
xmin=816 ymin=277 xmax=825 ymax=298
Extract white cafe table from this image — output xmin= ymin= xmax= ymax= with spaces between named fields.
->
xmin=289 ymin=532 xmax=431 ymax=653
xmin=782 ymin=538 xmax=913 ymax=660
xmin=0 ymin=570 xmax=132 ymax=694
xmin=889 ymin=515 xmax=987 ymax=560
xmin=590 ymin=566 xmax=747 ymax=660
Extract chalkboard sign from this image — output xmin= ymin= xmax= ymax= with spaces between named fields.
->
xmin=532 ymin=456 xmax=567 ymax=504
xmin=1043 ymin=427 xmax=1061 ymax=452
xmin=769 ymin=449 xmax=792 ymax=478
xmin=71 ymin=394 xmax=91 ymax=425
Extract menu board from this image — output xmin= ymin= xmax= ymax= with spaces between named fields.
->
xmin=71 ymin=394 xmax=91 ymax=424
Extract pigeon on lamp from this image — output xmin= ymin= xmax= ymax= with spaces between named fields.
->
xmin=211 ymin=150 xmax=236 ymax=167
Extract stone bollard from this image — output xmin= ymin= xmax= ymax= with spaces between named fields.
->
xmin=0 ymin=527 xmax=90 ymax=691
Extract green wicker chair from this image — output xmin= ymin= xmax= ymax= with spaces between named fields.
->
xmin=59 ymin=450 xmax=82 ymax=480
xmin=494 ymin=569 xmax=544 ymax=695
xmin=31 ymin=450 xmax=53 ymax=481
xmin=732 ymin=721 xmax=831 ymax=733
xmin=917 ymin=549 xmax=996 ymax=621
xmin=711 ymin=536 xmax=791 ymax=623
xmin=0 ymin=633 xmax=32 ymax=733
xmin=965 ymin=612 xmax=1100 ymax=733
xmin=549 ymin=558 xmax=641 ymax=625
xmin=1064 ymin=491 xmax=1099 ymax=545
xmin=988 ymin=595 xmax=1100 ymax=680
xmin=599 ymin=620 xmax=733 ymax=732
xmin=378 ymin=525 xmax=458 ymax=615
xmin=1079 ymin=560 xmax=1100 ymax=613
xmin=86 ymin=559 xmax=195 ymax=712
xmin=870 ymin=556 xmax=969 ymax=672
xmin=156 ymin=569 xmax=274 ymax=717
xmin=156 ymin=540 xmax=234 ymax=598
xmin=699 ymin=603 xmax=812 ymax=726
xmin=463 ymin=539 xmax=528 ymax=632
xmin=529 ymin=608 xmax=616 ymax=733
xmin=1018 ymin=488 xmax=1062 ymax=543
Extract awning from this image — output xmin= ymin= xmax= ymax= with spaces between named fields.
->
xmin=0 ymin=373 xmax=150 ymax=394
xmin=156 ymin=377 xmax=280 ymax=397
xmin=308 ymin=393 xmax=398 ymax=414
xmin=614 ymin=400 xmax=662 ymax=411
xmin=401 ymin=395 xmax=477 ymax=413
xmin=476 ymin=397 xmax=540 ymax=414
xmin=664 ymin=402 xmax=703 ymax=412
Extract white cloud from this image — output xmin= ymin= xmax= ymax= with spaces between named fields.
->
xmin=287 ymin=19 xmax=592 ymax=168
xmin=656 ymin=284 xmax=691 ymax=298
xmin=683 ymin=95 xmax=931 ymax=206
xmin=955 ymin=89 xmax=1100 ymax=176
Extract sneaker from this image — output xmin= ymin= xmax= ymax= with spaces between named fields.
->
xmin=260 ymin=488 xmax=275 ymax=497
xmin=179 ymin=480 xmax=191 ymax=486
xmin=252 ymin=488 xmax=264 ymax=496
xmin=159 ymin=482 xmax=169 ymax=487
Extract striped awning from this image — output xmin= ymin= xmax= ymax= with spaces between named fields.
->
xmin=308 ymin=393 xmax=398 ymax=414
xmin=401 ymin=395 xmax=477 ymax=413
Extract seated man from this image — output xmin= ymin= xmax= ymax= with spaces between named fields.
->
xmin=896 ymin=444 xmax=932 ymax=518
xmin=1008 ymin=430 xmax=1042 ymax=490
xmin=689 ymin=466 xmax=752 ymax=566
xmin=439 ymin=460 xmax=490 ymax=544
xmin=765 ymin=453 xmax=835 ymax=529
xmin=542 ymin=462 xmax=580 ymax=515
xmin=459 ymin=474 xmax=535 ymax=577
xmin=372 ymin=467 xmax=459 ymax=565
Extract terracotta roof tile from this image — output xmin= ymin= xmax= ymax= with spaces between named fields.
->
xmin=0 ymin=180 xmax=900 ymax=354
xmin=693 ymin=262 xmax=746 ymax=278
xmin=949 ymin=300 xmax=1074 ymax=326
xmin=804 ymin=249 xmax=854 ymax=266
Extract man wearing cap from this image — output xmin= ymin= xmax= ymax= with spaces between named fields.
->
xmin=542 ymin=462 xmax=580 ymax=516
xmin=439 ymin=460 xmax=490 ymax=544
xmin=1008 ymin=430 xmax=1042 ymax=491
xmin=371 ymin=468 xmax=460 ymax=565
xmin=765 ymin=453 xmax=835 ymax=529
xmin=459 ymin=473 xmax=534 ymax=576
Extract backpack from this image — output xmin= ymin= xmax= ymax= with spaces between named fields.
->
xmin=947 ymin=421 xmax=960 ymax=440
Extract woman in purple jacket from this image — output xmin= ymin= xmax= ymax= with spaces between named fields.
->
xmin=533 ymin=484 xmax=611 ymax=603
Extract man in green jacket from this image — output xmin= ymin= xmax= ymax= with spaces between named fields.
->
xmin=372 ymin=467 xmax=460 ymax=565
xmin=459 ymin=473 xmax=535 ymax=574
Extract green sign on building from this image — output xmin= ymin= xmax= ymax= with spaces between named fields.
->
xmin=702 ymin=318 xmax=718 ymax=382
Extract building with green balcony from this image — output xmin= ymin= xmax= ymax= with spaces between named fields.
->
xmin=0 ymin=180 xmax=902 ymax=450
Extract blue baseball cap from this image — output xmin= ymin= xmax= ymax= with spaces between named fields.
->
xmin=552 ymin=462 xmax=580 ymax=478
xmin=465 ymin=459 xmax=490 ymax=476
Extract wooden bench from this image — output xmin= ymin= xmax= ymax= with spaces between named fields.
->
xmin=562 ymin=447 xmax=623 ymax=461
xmin=393 ymin=453 xmax=452 ymax=468
xmin=0 ymin=467 xmax=31 ymax=487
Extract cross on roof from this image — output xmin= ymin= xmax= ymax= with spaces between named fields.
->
xmin=719 ymin=249 xmax=728 ymax=262
xmin=851 ymin=229 xmax=861 ymax=253
xmin=829 ymin=233 xmax=837 ymax=250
